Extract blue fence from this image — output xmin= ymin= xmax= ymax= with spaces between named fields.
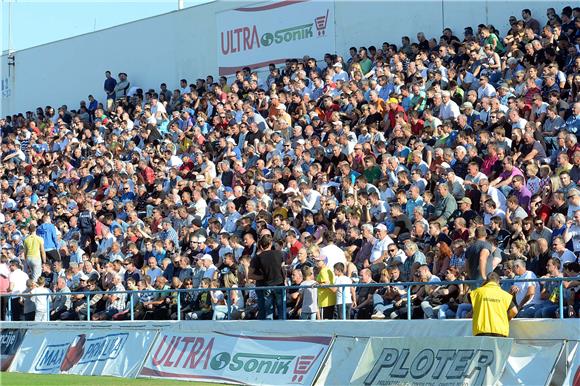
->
xmin=2 ymin=276 xmax=579 ymax=322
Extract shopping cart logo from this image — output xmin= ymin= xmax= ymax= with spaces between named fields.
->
xmin=315 ymin=9 xmax=330 ymax=37
xmin=291 ymin=348 xmax=324 ymax=383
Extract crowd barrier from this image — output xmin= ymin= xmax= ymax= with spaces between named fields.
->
xmin=2 ymin=276 xmax=579 ymax=322
xmin=2 ymin=277 xmax=579 ymax=385
xmin=1 ymin=319 xmax=579 ymax=385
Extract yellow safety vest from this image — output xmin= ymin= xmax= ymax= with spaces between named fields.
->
xmin=470 ymin=282 xmax=513 ymax=337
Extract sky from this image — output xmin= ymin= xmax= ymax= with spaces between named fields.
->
xmin=1 ymin=0 xmax=212 ymax=52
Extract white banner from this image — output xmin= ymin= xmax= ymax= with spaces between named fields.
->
xmin=139 ymin=332 xmax=332 ymax=385
xmin=9 ymin=329 xmax=157 ymax=378
xmin=216 ymin=0 xmax=335 ymax=76
xmin=349 ymin=337 xmax=512 ymax=386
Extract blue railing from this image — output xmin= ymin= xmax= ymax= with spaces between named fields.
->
xmin=2 ymin=276 xmax=579 ymax=322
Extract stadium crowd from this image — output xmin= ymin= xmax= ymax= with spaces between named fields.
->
xmin=1 ymin=6 xmax=580 ymax=322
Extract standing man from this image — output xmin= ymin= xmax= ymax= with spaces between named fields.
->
xmin=465 ymin=226 xmax=492 ymax=283
xmin=114 ymin=72 xmax=130 ymax=100
xmin=249 ymin=235 xmax=285 ymax=320
xmin=470 ymin=272 xmax=518 ymax=337
xmin=104 ymin=71 xmax=117 ymax=111
xmin=23 ymin=223 xmax=46 ymax=281
xmin=37 ymin=214 xmax=60 ymax=264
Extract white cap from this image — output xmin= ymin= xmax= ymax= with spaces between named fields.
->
xmin=201 ymin=254 xmax=213 ymax=261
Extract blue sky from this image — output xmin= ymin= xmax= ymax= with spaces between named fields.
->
xmin=1 ymin=0 xmax=211 ymax=52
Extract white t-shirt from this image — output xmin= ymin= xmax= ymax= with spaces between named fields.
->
xmin=31 ymin=287 xmax=51 ymax=315
xmin=320 ymin=244 xmax=347 ymax=270
xmin=9 ymin=269 xmax=29 ymax=294
xmin=334 ymin=275 xmax=353 ymax=305
xmin=299 ymin=279 xmax=318 ymax=313
xmin=370 ymin=235 xmax=394 ymax=263
xmin=203 ymin=265 xmax=217 ymax=279
xmin=553 ymin=250 xmax=577 ymax=265
xmin=514 ymin=271 xmax=541 ymax=306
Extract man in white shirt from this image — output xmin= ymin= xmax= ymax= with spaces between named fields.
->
xmin=477 ymin=75 xmax=497 ymax=99
xmin=508 ymin=109 xmax=528 ymax=131
xmin=439 ymin=91 xmax=460 ymax=120
xmin=201 ymin=255 xmax=217 ymax=280
xmin=332 ymin=63 xmax=349 ymax=83
xmin=146 ymin=257 xmax=163 ymax=284
xmin=511 ymin=259 xmax=542 ymax=318
xmin=479 ymin=178 xmax=507 ymax=212
xmin=552 ymin=237 xmax=577 ymax=265
xmin=320 ymin=233 xmax=347 ymax=270
xmin=31 ymin=277 xmax=51 ymax=321
xmin=300 ymin=182 xmax=321 ymax=214
xmin=223 ymin=201 xmax=241 ymax=233
xmin=8 ymin=259 xmax=29 ymax=321
xmin=370 ymin=224 xmax=395 ymax=265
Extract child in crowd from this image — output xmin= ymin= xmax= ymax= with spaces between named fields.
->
xmin=295 ymin=266 xmax=318 ymax=320
xmin=332 ymin=262 xmax=355 ymax=319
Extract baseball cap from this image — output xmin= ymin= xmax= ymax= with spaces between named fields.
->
xmin=460 ymin=102 xmax=473 ymax=110
xmin=375 ymin=224 xmax=387 ymax=232
xmin=201 ymin=254 xmax=213 ymax=261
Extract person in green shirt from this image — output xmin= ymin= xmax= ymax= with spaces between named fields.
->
xmin=358 ymin=47 xmax=373 ymax=76
xmin=363 ymin=156 xmax=382 ymax=185
xmin=481 ymin=26 xmax=505 ymax=54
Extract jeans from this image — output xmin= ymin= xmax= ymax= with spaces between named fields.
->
xmin=421 ymin=301 xmax=446 ymax=319
xmin=436 ymin=304 xmax=456 ymax=319
xmin=517 ymin=302 xmax=546 ymax=318
xmin=372 ymin=293 xmax=395 ymax=316
xmin=300 ymin=311 xmax=317 ymax=320
xmin=335 ymin=303 xmax=352 ymax=320
xmin=256 ymin=287 xmax=285 ymax=320
xmin=213 ymin=305 xmax=228 ymax=320
xmin=534 ymin=303 xmax=558 ymax=318
xmin=456 ymin=304 xmax=472 ymax=318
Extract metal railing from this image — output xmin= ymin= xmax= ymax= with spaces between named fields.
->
xmin=2 ymin=276 xmax=579 ymax=322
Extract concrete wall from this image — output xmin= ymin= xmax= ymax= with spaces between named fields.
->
xmin=0 ymin=0 xmax=569 ymax=116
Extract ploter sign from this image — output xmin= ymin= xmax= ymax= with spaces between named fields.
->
xmin=364 ymin=348 xmax=495 ymax=386
xmin=350 ymin=337 xmax=512 ymax=386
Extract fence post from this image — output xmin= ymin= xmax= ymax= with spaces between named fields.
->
xmin=86 ymin=294 xmax=91 ymax=321
xmin=177 ymin=291 xmax=181 ymax=322
xmin=342 ymin=284 xmax=346 ymax=321
xmin=46 ymin=293 xmax=51 ymax=321
xmin=281 ymin=288 xmax=287 ymax=321
xmin=406 ymin=285 xmax=412 ymax=320
xmin=130 ymin=293 xmax=134 ymax=321
xmin=225 ymin=290 xmax=231 ymax=320
xmin=7 ymin=295 xmax=12 ymax=321
xmin=559 ymin=280 xmax=564 ymax=320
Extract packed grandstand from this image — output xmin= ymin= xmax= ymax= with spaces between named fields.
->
xmin=0 ymin=5 xmax=579 ymax=323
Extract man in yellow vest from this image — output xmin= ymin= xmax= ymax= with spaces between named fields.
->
xmin=23 ymin=223 xmax=46 ymax=281
xmin=469 ymin=272 xmax=518 ymax=337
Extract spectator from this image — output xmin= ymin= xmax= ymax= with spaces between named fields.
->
xmin=470 ymin=272 xmax=518 ymax=337
xmin=249 ymin=235 xmax=285 ymax=320
xmin=1 ymin=5 xmax=579 ymax=324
